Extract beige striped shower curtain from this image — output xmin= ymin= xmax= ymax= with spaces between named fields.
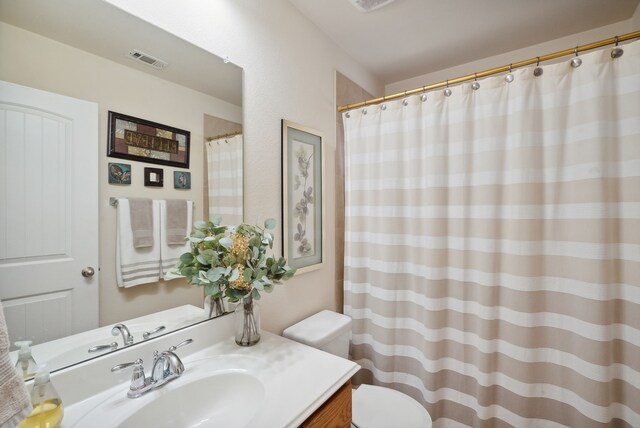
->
xmin=343 ymin=41 xmax=639 ymax=427
xmin=206 ymin=134 xmax=243 ymax=225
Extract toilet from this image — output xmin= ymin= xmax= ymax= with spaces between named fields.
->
xmin=283 ymin=310 xmax=432 ymax=428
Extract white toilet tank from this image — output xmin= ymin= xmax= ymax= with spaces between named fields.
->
xmin=282 ymin=310 xmax=351 ymax=359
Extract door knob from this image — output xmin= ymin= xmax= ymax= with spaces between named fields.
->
xmin=82 ymin=266 xmax=95 ymax=278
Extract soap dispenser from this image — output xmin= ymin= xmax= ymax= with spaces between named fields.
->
xmin=14 ymin=340 xmax=37 ymax=379
xmin=20 ymin=364 xmax=64 ymax=428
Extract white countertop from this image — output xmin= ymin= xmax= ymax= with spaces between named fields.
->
xmin=51 ymin=312 xmax=359 ymax=427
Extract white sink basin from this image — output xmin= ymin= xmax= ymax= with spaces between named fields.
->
xmin=120 ymin=371 xmax=265 ymax=428
xmin=58 ymin=316 xmax=360 ymax=428
xmin=69 ymin=355 xmax=270 ymax=428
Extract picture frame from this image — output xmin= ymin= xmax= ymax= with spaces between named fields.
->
xmin=107 ymin=111 xmax=190 ymax=168
xmin=174 ymin=171 xmax=191 ymax=189
xmin=281 ymin=120 xmax=324 ymax=274
xmin=144 ymin=167 xmax=164 ymax=187
xmin=107 ymin=162 xmax=131 ymax=185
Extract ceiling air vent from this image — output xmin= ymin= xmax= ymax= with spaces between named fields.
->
xmin=127 ymin=49 xmax=168 ymax=70
xmin=348 ymin=0 xmax=397 ymax=12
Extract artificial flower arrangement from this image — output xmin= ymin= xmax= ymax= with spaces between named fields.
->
xmin=172 ymin=215 xmax=296 ymax=302
xmin=170 ymin=215 xmax=295 ymax=345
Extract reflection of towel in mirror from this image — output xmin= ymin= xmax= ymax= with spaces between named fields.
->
xmin=129 ymin=198 xmax=154 ymax=248
xmin=116 ymin=199 xmax=161 ymax=288
xmin=0 ymin=301 xmax=31 ymax=428
xmin=165 ymin=200 xmax=188 ymax=245
xmin=160 ymin=200 xmax=193 ymax=280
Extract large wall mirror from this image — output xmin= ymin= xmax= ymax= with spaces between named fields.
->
xmin=0 ymin=0 xmax=243 ymax=376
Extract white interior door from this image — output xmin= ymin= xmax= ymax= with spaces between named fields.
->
xmin=0 ymin=80 xmax=99 ymax=349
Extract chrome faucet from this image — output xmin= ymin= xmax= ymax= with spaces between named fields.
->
xmin=111 ymin=339 xmax=193 ymax=398
xmin=111 ymin=323 xmax=134 ymax=346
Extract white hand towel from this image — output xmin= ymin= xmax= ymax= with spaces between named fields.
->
xmin=0 ymin=302 xmax=31 ymax=428
xmin=159 ymin=200 xmax=193 ymax=280
xmin=116 ymin=199 xmax=161 ymax=288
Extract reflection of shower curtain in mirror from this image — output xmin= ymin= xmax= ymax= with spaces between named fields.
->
xmin=206 ymin=134 xmax=243 ymax=225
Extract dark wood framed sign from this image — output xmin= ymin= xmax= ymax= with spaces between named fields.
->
xmin=107 ymin=111 xmax=190 ymax=168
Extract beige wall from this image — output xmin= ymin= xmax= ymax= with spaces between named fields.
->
xmin=632 ymin=2 xmax=640 ymax=29
xmin=386 ymin=20 xmax=637 ymax=95
xmin=0 ymin=21 xmax=242 ymax=325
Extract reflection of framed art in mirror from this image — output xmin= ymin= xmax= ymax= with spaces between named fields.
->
xmin=281 ymin=120 xmax=325 ymax=274
xmin=107 ymin=111 xmax=191 ymax=168
xmin=144 ymin=167 xmax=164 ymax=187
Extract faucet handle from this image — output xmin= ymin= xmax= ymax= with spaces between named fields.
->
xmin=111 ymin=358 xmax=143 ymax=372
xmin=142 ymin=325 xmax=166 ymax=340
xmin=111 ymin=359 xmax=148 ymax=394
xmin=168 ymin=338 xmax=193 ymax=352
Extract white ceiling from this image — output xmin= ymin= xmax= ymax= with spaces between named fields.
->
xmin=0 ymin=0 xmax=243 ymax=106
xmin=289 ymin=0 xmax=640 ymax=85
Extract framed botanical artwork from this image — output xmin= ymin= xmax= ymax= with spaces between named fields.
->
xmin=281 ymin=120 xmax=324 ymax=274
xmin=107 ymin=111 xmax=190 ymax=168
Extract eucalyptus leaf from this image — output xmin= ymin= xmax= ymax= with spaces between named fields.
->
xmin=206 ymin=267 xmax=226 ymax=282
xmin=264 ymin=218 xmax=276 ymax=230
xmin=212 ymin=213 xmax=223 ymax=226
xmin=180 ymin=253 xmax=194 ymax=263
xmin=219 ymin=237 xmax=232 ymax=248
xmin=229 ymin=268 xmax=240 ymax=282
xmin=252 ymin=288 xmax=261 ymax=300
xmin=198 ymin=270 xmax=211 ymax=283
xmin=205 ymin=283 xmax=220 ymax=296
xmin=194 ymin=220 xmax=208 ymax=229
xmin=243 ymin=267 xmax=253 ymax=283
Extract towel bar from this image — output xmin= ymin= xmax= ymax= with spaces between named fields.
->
xmin=110 ymin=197 xmax=194 ymax=208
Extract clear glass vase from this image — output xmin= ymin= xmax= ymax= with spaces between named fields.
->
xmin=205 ymin=295 xmax=226 ymax=318
xmin=234 ymin=295 xmax=260 ymax=346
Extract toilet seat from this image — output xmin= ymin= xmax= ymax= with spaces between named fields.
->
xmin=352 ymin=384 xmax=431 ymax=428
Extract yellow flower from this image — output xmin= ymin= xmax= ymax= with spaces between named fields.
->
xmin=230 ymin=265 xmax=251 ymax=291
xmin=230 ymin=233 xmax=249 ymax=263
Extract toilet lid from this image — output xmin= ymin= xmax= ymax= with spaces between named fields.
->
xmin=352 ymin=385 xmax=431 ymax=428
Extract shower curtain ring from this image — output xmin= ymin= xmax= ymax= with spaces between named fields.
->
xmin=420 ymin=87 xmax=427 ymax=102
xmin=471 ymin=73 xmax=480 ymax=90
xmin=534 ymin=57 xmax=543 ymax=77
xmin=444 ymin=80 xmax=452 ymax=97
xmin=611 ymin=36 xmax=624 ymax=59
xmin=402 ymin=91 xmax=409 ymax=106
xmin=571 ymin=46 xmax=582 ymax=68
xmin=505 ymin=64 xmax=514 ymax=83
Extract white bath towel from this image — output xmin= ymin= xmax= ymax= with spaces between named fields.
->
xmin=116 ymin=199 xmax=162 ymax=288
xmin=0 ymin=302 xmax=31 ymax=428
xmin=159 ymin=199 xmax=193 ymax=279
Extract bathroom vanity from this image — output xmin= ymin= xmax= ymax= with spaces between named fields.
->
xmin=45 ymin=312 xmax=359 ymax=427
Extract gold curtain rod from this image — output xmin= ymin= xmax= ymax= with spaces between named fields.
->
xmin=206 ymin=131 xmax=242 ymax=141
xmin=338 ymin=30 xmax=640 ymax=112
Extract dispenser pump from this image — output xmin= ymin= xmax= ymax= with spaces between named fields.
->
xmin=20 ymin=364 xmax=64 ymax=428
xmin=14 ymin=340 xmax=37 ymax=379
